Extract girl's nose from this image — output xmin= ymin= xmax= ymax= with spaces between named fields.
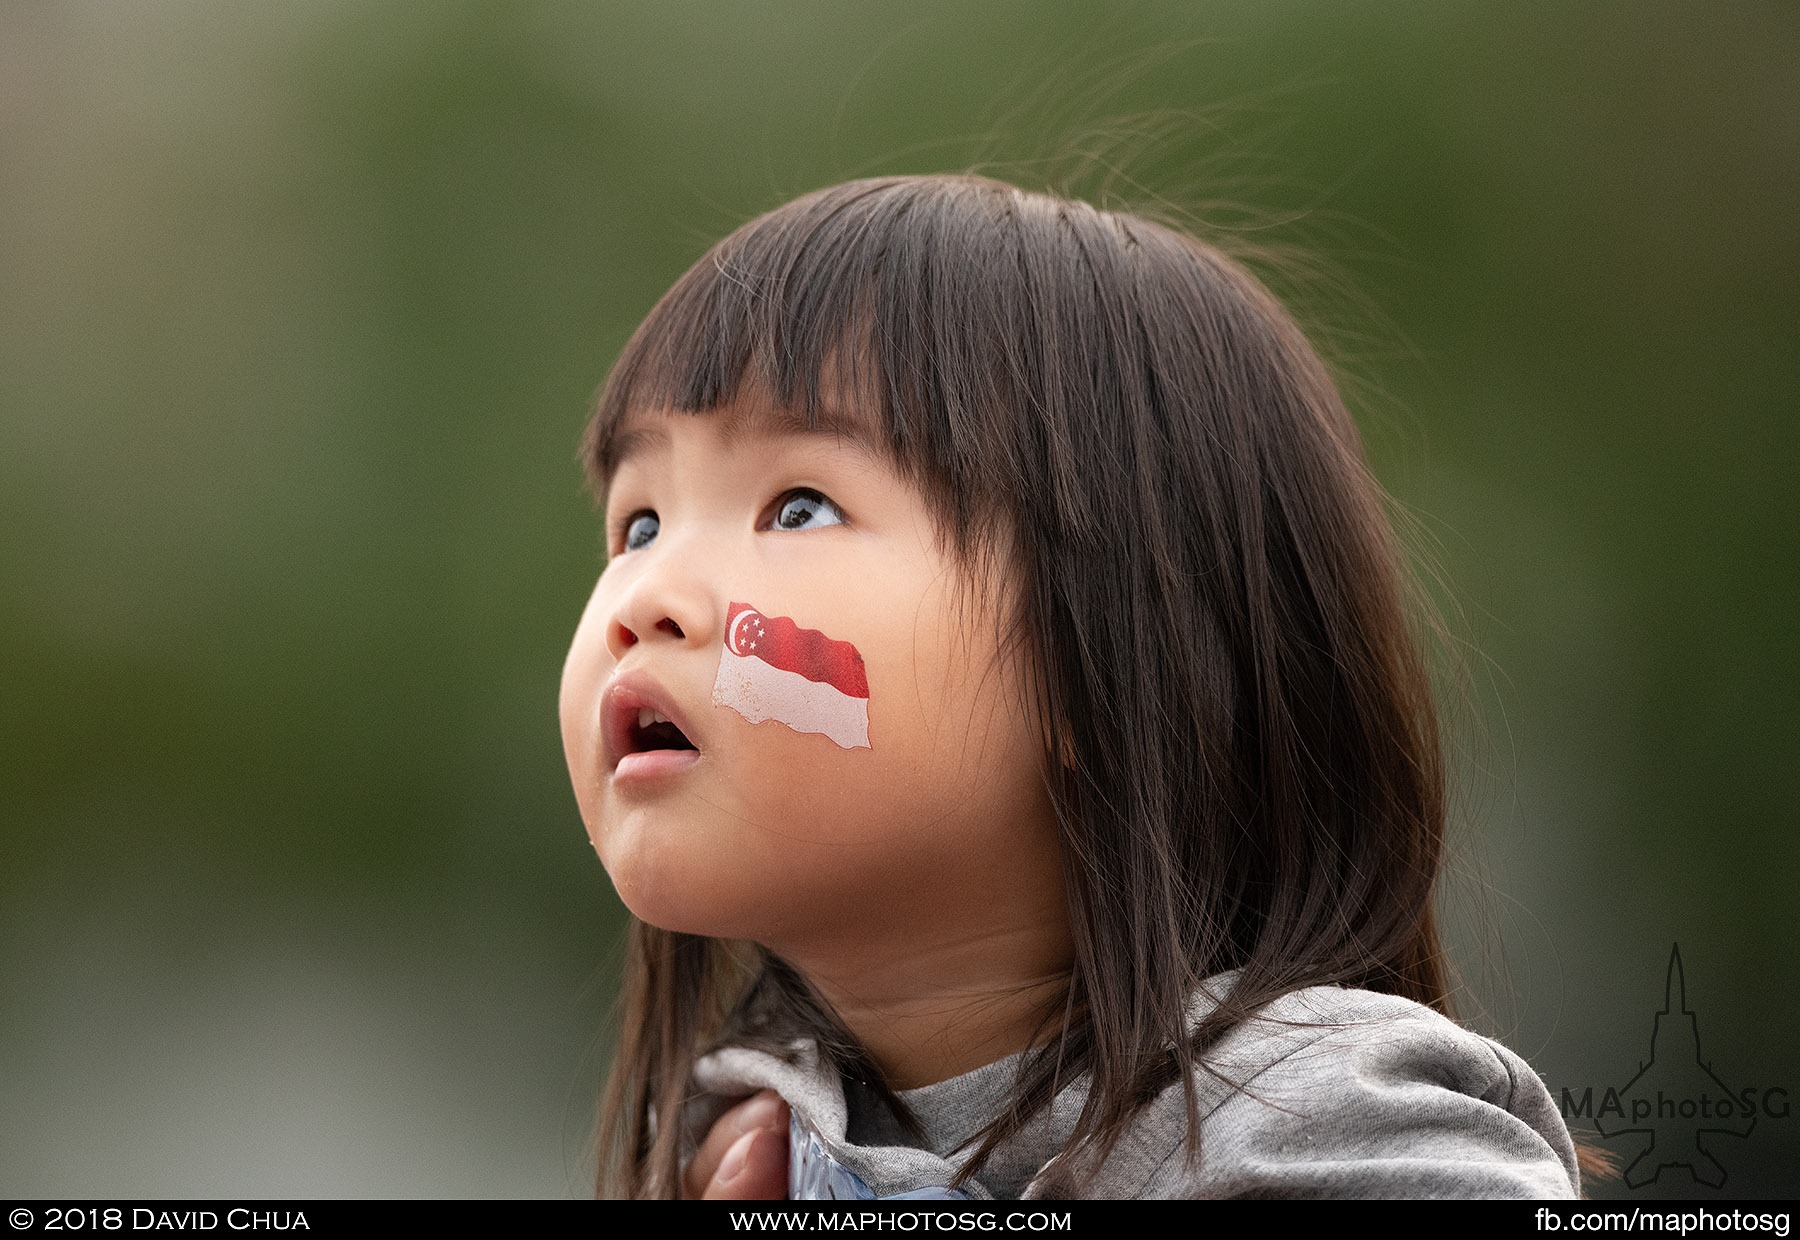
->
xmin=603 ymin=552 xmax=719 ymax=662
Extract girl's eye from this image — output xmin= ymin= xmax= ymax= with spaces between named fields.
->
xmin=622 ymin=511 xmax=660 ymax=552
xmin=769 ymin=489 xmax=846 ymax=532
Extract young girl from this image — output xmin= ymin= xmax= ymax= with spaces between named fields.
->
xmin=558 ymin=175 xmax=1582 ymax=1199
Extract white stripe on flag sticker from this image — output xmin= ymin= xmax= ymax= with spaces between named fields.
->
xmin=711 ymin=603 xmax=871 ymax=750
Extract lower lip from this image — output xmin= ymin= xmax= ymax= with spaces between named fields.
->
xmin=613 ymin=749 xmax=702 ymax=783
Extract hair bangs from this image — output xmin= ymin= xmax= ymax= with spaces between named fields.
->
xmin=584 ymin=178 xmax=1048 ymax=557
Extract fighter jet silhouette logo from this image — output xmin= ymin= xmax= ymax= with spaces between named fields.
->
xmin=1597 ymin=945 xmax=1755 ymax=1189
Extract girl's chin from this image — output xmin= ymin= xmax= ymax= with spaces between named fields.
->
xmin=605 ymin=866 xmax=852 ymax=947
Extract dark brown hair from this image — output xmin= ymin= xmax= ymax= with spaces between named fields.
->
xmin=584 ymin=174 xmax=1451 ymax=1197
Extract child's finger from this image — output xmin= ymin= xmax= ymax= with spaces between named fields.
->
xmin=701 ymin=1123 xmax=789 ymax=1200
xmin=683 ymin=1090 xmax=789 ymax=1199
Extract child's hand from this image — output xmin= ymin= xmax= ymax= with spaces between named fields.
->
xmin=683 ymin=1089 xmax=790 ymax=1199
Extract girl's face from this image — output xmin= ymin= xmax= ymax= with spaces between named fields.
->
xmin=559 ymin=398 xmax=1066 ymax=961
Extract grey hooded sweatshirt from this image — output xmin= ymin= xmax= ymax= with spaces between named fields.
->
xmin=686 ymin=980 xmax=1580 ymax=1199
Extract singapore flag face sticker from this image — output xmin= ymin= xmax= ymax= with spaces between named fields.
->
xmin=711 ymin=602 xmax=871 ymax=749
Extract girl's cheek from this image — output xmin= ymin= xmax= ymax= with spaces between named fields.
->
xmin=558 ymin=593 xmax=615 ymax=814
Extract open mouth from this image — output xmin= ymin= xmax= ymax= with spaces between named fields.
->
xmin=629 ymin=707 xmax=697 ymax=755
xmin=602 ymin=676 xmax=703 ymax=779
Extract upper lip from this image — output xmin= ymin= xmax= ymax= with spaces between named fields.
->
xmin=600 ymin=667 xmax=704 ymax=772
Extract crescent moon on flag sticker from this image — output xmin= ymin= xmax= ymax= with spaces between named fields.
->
xmin=727 ymin=607 xmax=763 ymax=656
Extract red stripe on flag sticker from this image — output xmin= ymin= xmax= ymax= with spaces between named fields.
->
xmin=723 ymin=603 xmax=868 ymax=699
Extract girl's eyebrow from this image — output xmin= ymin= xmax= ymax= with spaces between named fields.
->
xmin=606 ymin=405 xmax=887 ymax=480
xmin=606 ymin=423 xmax=667 ymax=475
xmin=727 ymin=405 xmax=886 ymax=463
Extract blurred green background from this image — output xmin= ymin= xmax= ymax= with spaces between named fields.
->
xmin=3 ymin=1 xmax=1794 ymax=1199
